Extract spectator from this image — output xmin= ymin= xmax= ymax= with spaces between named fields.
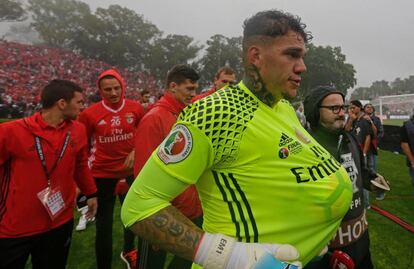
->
xmin=345 ymin=100 xmax=373 ymax=208
xmin=364 ymin=103 xmax=386 ymax=200
xmin=304 ymin=86 xmax=389 ymax=269
xmin=295 ymin=102 xmax=307 ymax=127
xmin=140 ymin=89 xmax=152 ymax=112
xmin=193 ymin=66 xmax=236 ymax=101
xmin=400 ymin=113 xmax=414 ymax=196
xmin=0 ymin=40 xmax=162 ymax=116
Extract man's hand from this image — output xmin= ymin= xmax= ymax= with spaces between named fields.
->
xmin=86 ymin=197 xmax=97 ymax=220
xmin=194 ymin=233 xmax=301 ymax=269
xmin=370 ymin=174 xmax=390 ymax=192
xmin=362 ymin=114 xmax=371 ymax=121
xmin=348 ymin=110 xmax=357 ymax=121
xmin=123 ymin=150 xmax=135 ymax=170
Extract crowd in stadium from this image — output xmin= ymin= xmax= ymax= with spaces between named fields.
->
xmin=0 ymin=40 xmax=161 ymax=118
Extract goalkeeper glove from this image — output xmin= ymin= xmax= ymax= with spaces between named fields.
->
xmin=194 ymin=232 xmax=301 ymax=269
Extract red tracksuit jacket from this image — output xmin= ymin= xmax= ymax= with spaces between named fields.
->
xmin=0 ymin=112 xmax=97 ymax=238
xmin=134 ymin=92 xmax=202 ymax=219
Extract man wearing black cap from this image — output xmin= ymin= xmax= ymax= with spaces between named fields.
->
xmin=303 ymin=86 xmax=389 ymax=269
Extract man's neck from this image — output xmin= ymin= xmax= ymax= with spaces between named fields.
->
xmin=41 ymin=109 xmax=64 ymax=127
xmin=312 ymin=125 xmax=341 ymax=157
xmin=243 ymin=66 xmax=279 ymax=106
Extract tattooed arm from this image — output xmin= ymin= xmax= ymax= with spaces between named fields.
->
xmin=121 ymin=158 xmax=206 ymax=261
xmin=129 ymin=205 xmax=203 ymax=260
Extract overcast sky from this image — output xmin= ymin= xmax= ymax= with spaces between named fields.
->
xmin=4 ymin=0 xmax=414 ymax=88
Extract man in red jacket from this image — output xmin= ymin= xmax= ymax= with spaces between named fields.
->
xmin=0 ymin=79 xmax=97 ymax=269
xmin=193 ymin=66 xmax=236 ymax=102
xmin=78 ymin=69 xmax=144 ymax=269
xmin=133 ymin=64 xmax=202 ymax=269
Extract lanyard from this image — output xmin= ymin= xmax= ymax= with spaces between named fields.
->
xmin=34 ymin=132 xmax=71 ymax=186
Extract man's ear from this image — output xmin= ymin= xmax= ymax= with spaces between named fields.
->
xmin=56 ymin=99 xmax=67 ymax=110
xmin=246 ymin=45 xmax=261 ymax=67
xmin=169 ymin=82 xmax=177 ymax=93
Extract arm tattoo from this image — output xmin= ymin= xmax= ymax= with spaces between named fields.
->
xmin=243 ymin=65 xmax=276 ymax=106
xmin=129 ymin=206 xmax=203 ymax=261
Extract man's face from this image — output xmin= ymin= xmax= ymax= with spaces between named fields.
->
xmin=349 ymin=104 xmax=361 ymax=116
xmin=62 ymin=91 xmax=84 ymax=120
xmin=99 ymin=78 xmax=122 ymax=103
xmin=254 ymin=31 xmax=306 ymax=99
xmin=364 ymin=105 xmax=374 ymax=115
xmin=170 ymin=79 xmax=198 ymax=105
xmin=319 ymin=93 xmax=346 ymax=132
xmin=214 ymin=72 xmax=237 ymax=90
xmin=142 ymin=94 xmax=151 ymax=103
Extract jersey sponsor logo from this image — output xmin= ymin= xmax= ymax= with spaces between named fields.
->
xmin=98 ymin=132 xmax=133 ymax=144
xmin=157 ymin=124 xmax=192 ymax=164
xmin=98 ymin=119 xmax=107 ymax=126
xmin=290 ymin=146 xmax=342 ymax=183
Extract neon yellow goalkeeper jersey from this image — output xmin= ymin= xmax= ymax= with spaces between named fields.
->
xmin=128 ymin=81 xmax=352 ymax=265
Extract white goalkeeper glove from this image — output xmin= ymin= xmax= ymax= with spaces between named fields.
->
xmin=194 ymin=232 xmax=302 ymax=269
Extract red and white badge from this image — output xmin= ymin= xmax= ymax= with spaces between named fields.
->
xmin=37 ymin=185 xmax=66 ymax=220
xmin=157 ymin=124 xmax=193 ymax=164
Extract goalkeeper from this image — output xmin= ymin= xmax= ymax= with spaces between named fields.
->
xmin=303 ymin=86 xmax=390 ymax=269
xmin=122 ymin=10 xmax=353 ymax=269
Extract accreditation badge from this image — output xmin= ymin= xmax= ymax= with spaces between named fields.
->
xmin=37 ymin=185 xmax=66 ymax=220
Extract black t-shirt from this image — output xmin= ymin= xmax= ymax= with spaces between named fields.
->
xmin=400 ymin=125 xmax=408 ymax=143
xmin=352 ymin=117 xmax=372 ymax=147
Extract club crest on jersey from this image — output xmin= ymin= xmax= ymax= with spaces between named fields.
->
xmin=158 ymin=124 xmax=192 ymax=164
xmin=125 ymin=113 xmax=135 ymax=124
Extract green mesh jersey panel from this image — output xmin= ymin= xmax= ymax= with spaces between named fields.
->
xmin=150 ymin=81 xmax=352 ymax=266
xmin=178 ymin=85 xmax=259 ymax=167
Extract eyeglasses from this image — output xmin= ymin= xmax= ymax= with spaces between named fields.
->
xmin=319 ymin=105 xmax=349 ymax=114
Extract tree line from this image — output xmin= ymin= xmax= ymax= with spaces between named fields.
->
xmin=3 ymin=0 xmax=356 ymax=96
xmin=351 ymin=76 xmax=414 ymax=100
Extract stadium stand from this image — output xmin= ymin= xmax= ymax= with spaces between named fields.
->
xmin=0 ymin=40 xmax=161 ymax=118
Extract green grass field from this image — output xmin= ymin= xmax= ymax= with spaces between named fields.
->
xmin=383 ymin=119 xmax=405 ymax=126
xmin=368 ymin=150 xmax=414 ymax=269
xmin=51 ymin=150 xmax=413 ymax=269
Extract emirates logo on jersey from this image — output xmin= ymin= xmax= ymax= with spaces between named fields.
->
xmin=158 ymin=124 xmax=192 ymax=164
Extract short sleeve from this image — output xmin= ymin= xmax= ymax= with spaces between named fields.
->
xmin=151 ymin=123 xmax=214 ymax=185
